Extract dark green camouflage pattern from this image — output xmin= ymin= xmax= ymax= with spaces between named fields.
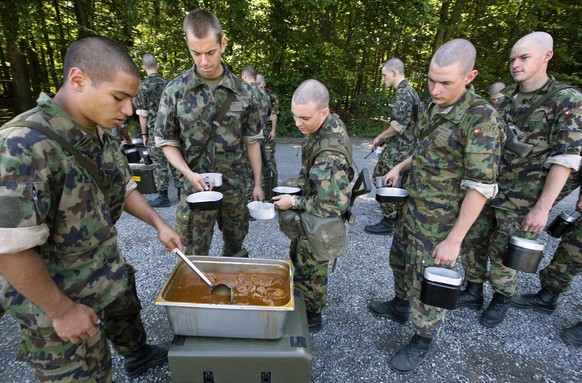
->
xmin=0 ymin=93 xmax=147 ymax=380
xmin=155 ymin=64 xmax=263 ymax=255
xmin=289 ymin=114 xmax=353 ymax=313
xmin=133 ymin=73 xmax=180 ymax=192
xmin=462 ymin=79 xmax=582 ymax=295
xmin=492 ymin=78 xmax=582 ymax=213
xmin=392 ymin=90 xmax=505 ymax=337
xmin=373 ymin=79 xmax=419 ymax=219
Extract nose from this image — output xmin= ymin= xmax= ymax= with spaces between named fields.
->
xmin=431 ymin=82 xmax=442 ymax=96
xmin=121 ymin=98 xmax=133 ymax=117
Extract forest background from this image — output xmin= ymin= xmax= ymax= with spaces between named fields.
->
xmin=0 ymin=0 xmax=580 ymax=137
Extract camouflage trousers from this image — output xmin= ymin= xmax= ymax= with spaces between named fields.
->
xmin=289 ymin=237 xmax=329 ymax=314
xmin=15 ymin=265 xmax=146 ymax=382
xmin=148 ymin=143 xmax=181 ymax=192
xmin=391 ymin=217 xmax=449 ymax=338
xmin=176 ymin=184 xmax=249 ymax=257
xmin=461 ymin=204 xmax=531 ymax=296
xmin=373 ymin=147 xmax=404 ymax=220
xmin=539 ymin=211 xmax=582 ymax=291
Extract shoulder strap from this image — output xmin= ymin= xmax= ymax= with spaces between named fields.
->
xmin=306 ymin=136 xmax=355 ymax=180
xmin=193 ymin=77 xmax=243 ymax=165
xmin=1 ymin=120 xmax=107 ymax=195
xmin=512 ymin=83 xmax=573 ymax=128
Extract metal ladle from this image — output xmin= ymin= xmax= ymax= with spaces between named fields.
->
xmin=173 ymin=248 xmax=234 ymax=303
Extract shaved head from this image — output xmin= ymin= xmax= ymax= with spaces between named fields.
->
xmin=142 ymin=53 xmax=158 ymax=69
xmin=292 ymin=79 xmax=329 ymax=110
xmin=514 ymin=31 xmax=553 ymax=53
xmin=383 ymin=58 xmax=405 ymax=75
xmin=432 ymin=38 xmax=476 ymax=74
xmin=489 ymin=82 xmax=505 ymax=97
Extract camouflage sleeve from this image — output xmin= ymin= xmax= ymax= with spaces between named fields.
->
xmin=270 ymin=91 xmax=280 ymax=115
xmin=133 ymin=82 xmax=148 ymax=113
xmin=463 ymin=105 xmax=504 ymax=185
xmin=241 ymin=85 xmax=264 ymax=138
xmin=391 ymin=87 xmax=415 ymax=129
xmin=548 ymin=91 xmax=582 ymax=162
xmin=296 ymin=152 xmax=352 ymax=217
xmin=154 ymin=84 xmax=180 ymax=142
xmin=0 ymin=128 xmax=51 ymax=253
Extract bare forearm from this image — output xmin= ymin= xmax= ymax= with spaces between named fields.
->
xmin=534 ymin=164 xmax=571 ymax=213
xmin=247 ymin=141 xmax=263 ymax=184
xmin=447 ymin=188 xmax=488 ymax=244
xmin=0 ymin=249 xmax=74 ymax=319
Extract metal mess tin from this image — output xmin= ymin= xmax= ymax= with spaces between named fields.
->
xmin=375 ymin=187 xmax=408 ymax=203
xmin=155 ymin=256 xmax=295 ymax=339
xmin=503 ymin=236 xmax=545 ymax=273
xmin=420 ymin=267 xmax=462 ymax=309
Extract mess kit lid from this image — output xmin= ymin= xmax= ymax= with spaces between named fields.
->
xmin=509 ymin=236 xmax=545 ymax=251
xmin=559 ymin=209 xmax=581 ymax=223
xmin=423 ymin=267 xmax=462 ymax=286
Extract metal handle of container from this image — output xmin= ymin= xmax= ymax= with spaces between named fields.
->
xmin=173 ymin=248 xmax=214 ymax=287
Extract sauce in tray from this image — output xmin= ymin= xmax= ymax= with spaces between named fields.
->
xmin=166 ymin=270 xmax=290 ymax=306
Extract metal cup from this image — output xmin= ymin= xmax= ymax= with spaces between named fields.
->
xmin=375 ymin=176 xmax=384 ymax=188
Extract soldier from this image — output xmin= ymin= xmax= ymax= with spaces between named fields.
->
xmin=241 ymin=65 xmax=271 ymax=204
xmin=155 ymin=9 xmax=264 ymax=257
xmin=273 ymin=79 xmax=353 ymax=332
xmin=381 ymin=39 xmax=505 ymax=372
xmin=364 ymin=58 xmax=419 ymax=236
xmin=457 ymin=32 xmax=582 ymax=328
xmin=512 ymin=186 xmax=582 ymax=346
xmin=134 ymin=53 xmax=181 ymax=207
xmin=488 ymin=81 xmax=506 ymax=106
xmin=0 ymin=36 xmax=183 ymax=381
xmin=257 ymin=73 xmax=280 ymax=198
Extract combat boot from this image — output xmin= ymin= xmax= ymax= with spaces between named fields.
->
xmin=149 ymin=190 xmax=170 ymax=208
xmin=511 ymin=287 xmax=560 ymax=313
xmin=124 ymin=343 xmax=169 ymax=379
xmin=368 ymin=297 xmax=409 ymax=324
xmin=480 ymin=292 xmax=512 ymax=328
xmin=562 ymin=321 xmax=582 ymax=347
xmin=306 ymin=310 xmax=322 ymax=332
xmin=389 ymin=334 xmax=432 ymax=373
xmin=364 ymin=217 xmax=396 ymax=235
xmin=455 ymin=281 xmax=484 ymax=310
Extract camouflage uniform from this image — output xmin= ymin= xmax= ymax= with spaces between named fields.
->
xmin=245 ymin=83 xmax=272 ymax=202
xmin=0 ymin=93 xmax=147 ymax=381
xmin=133 ymin=72 xmax=181 ymax=193
xmin=289 ymin=114 xmax=353 ymax=314
xmin=373 ymin=79 xmax=419 ymax=220
xmin=263 ymin=88 xmax=280 ymax=199
xmin=155 ymin=63 xmax=263 ymax=256
xmin=390 ymin=91 xmax=504 ymax=337
xmin=461 ymin=78 xmax=582 ymax=296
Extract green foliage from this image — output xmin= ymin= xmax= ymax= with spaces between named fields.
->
xmin=0 ymin=0 xmax=580 ymax=131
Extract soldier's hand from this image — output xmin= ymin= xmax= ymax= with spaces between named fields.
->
xmin=252 ymin=184 xmax=265 ymax=202
xmin=188 ymin=172 xmax=210 ymax=192
xmin=522 ymin=206 xmax=549 ymax=232
xmin=372 ymin=136 xmax=382 ymax=149
xmin=268 ymin=130 xmax=276 ymax=140
xmin=432 ymin=238 xmax=460 ymax=267
xmin=52 ymin=303 xmax=100 ymax=344
xmin=158 ymin=224 xmax=183 ymax=252
xmin=383 ymin=169 xmax=399 ymax=188
xmin=272 ymin=195 xmax=291 ymax=210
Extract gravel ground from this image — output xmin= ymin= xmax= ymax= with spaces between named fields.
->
xmin=1 ymin=137 xmax=580 ymax=383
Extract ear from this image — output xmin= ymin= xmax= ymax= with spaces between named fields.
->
xmin=68 ymin=67 xmax=89 ymax=92
xmin=321 ymin=107 xmax=330 ymax=119
xmin=220 ymin=36 xmax=227 ymax=53
xmin=391 ymin=69 xmax=398 ymax=77
xmin=465 ymin=69 xmax=478 ymax=84
xmin=544 ymin=50 xmax=553 ymax=62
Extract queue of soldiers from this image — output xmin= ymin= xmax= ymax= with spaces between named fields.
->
xmin=0 ymin=5 xmax=580 ymax=382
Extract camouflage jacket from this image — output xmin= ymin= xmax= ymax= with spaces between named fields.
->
xmin=295 ymin=115 xmax=353 ymax=217
xmin=133 ymin=73 xmax=168 ymax=140
xmin=0 ymin=93 xmax=135 ymax=329
xmin=404 ymin=91 xmax=505 ymax=237
xmin=252 ymin=83 xmax=272 ymax=134
xmin=383 ymin=79 xmax=420 ymax=164
xmin=154 ymin=63 xmax=263 ymax=194
xmin=492 ymin=77 xmax=582 ymax=212
xmin=265 ymin=88 xmax=280 ymax=134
